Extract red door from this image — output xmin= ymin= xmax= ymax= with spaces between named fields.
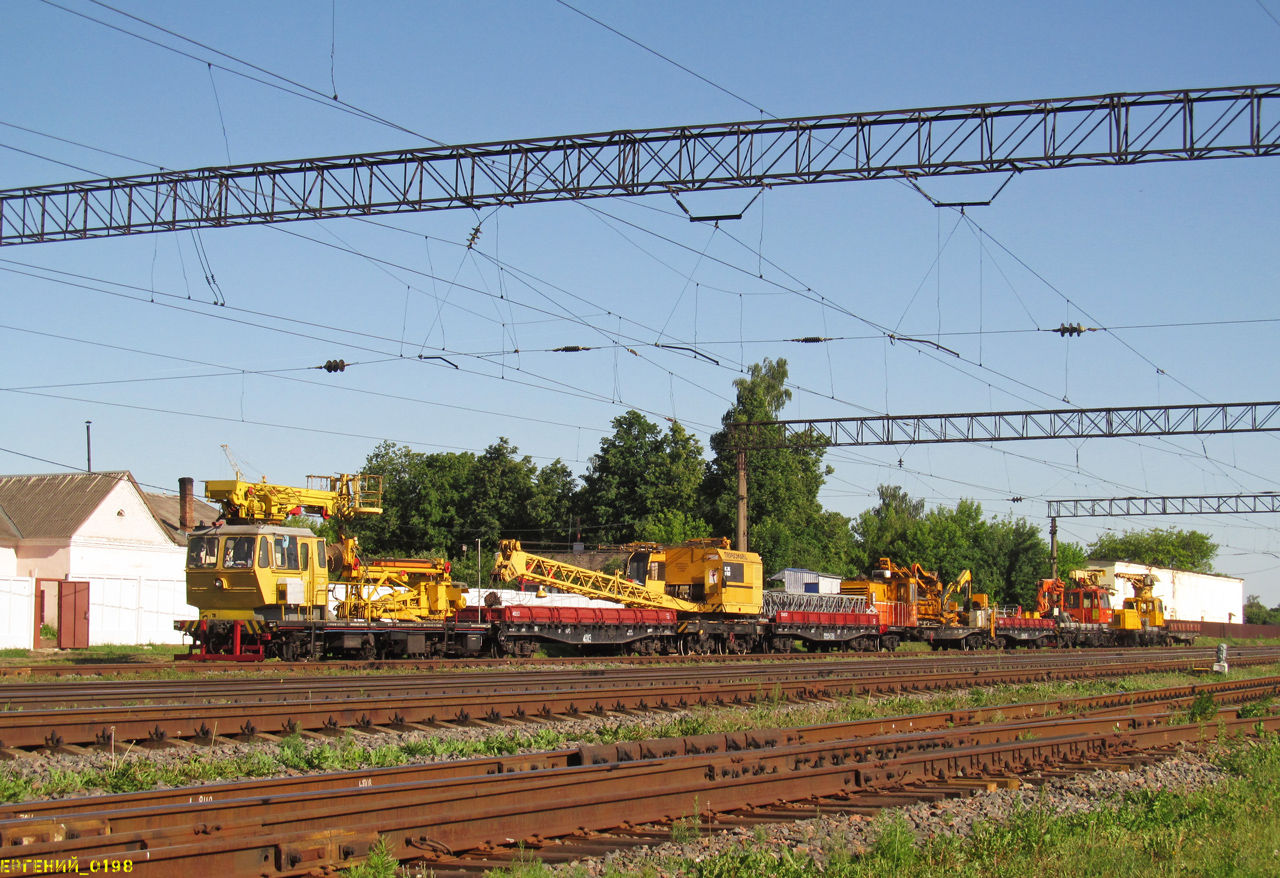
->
xmin=57 ymin=581 xmax=90 ymax=649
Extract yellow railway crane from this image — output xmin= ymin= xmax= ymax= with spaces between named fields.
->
xmin=187 ymin=472 xmax=466 ymax=626
xmin=491 ymin=538 xmax=763 ymax=614
xmin=491 ymin=538 xmax=765 ymax=654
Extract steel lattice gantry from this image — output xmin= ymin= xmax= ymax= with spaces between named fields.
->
xmin=1047 ymin=494 xmax=1280 ymax=518
xmin=732 ymin=401 xmax=1280 ymax=449
xmin=1 ymin=84 xmax=1278 ymax=245
xmin=727 ymin=401 xmax=1280 ymax=550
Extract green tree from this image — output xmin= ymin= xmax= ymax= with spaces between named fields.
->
xmin=638 ymin=509 xmax=713 ymax=544
xmin=705 ymin=358 xmax=856 ymax=574
xmin=578 ymin=411 xmax=708 ymax=544
xmin=1243 ymin=594 xmax=1280 ymax=626
xmin=851 ymin=485 xmax=929 ymax=572
xmin=851 ymin=486 xmax=1068 ymax=606
xmin=1052 ymin=540 xmax=1089 ymax=580
xmin=527 ymin=459 xmax=577 ymax=546
xmin=351 ymin=439 xmax=573 ymax=558
xmin=1086 ymin=527 xmax=1218 ymax=573
xmin=460 ymin=438 xmax=537 ymax=547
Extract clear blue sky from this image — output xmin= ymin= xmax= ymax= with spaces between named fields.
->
xmin=2 ymin=1 xmax=1278 ymax=600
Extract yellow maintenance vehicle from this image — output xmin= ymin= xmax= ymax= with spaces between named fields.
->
xmin=490 ymin=538 xmax=768 ymax=654
xmin=841 ymin=557 xmax=1054 ymax=650
xmin=489 ymin=538 xmax=888 ymax=656
xmin=177 ymin=470 xmax=468 ymax=661
xmin=1109 ymin=571 xmax=1169 ymax=646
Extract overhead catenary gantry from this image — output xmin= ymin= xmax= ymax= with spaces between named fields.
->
xmin=0 ymin=84 xmax=1277 ymax=245
xmin=727 ymin=401 xmax=1280 ymax=551
xmin=1047 ymin=494 xmax=1280 ymax=518
xmin=1041 ymin=493 xmax=1280 ymax=580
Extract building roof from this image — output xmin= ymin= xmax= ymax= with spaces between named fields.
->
xmin=0 ymin=471 xmax=138 ymax=540
xmin=0 ymin=503 xmax=20 ymax=540
xmin=142 ymin=491 xmax=221 ymax=546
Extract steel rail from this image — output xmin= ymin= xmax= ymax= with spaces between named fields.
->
xmin=0 ymin=641 xmax=1242 ymax=678
xmin=0 ymin=84 xmax=1276 ymax=245
xmin=6 ymin=672 xmax=1273 ymax=823
xmin=5 ymin=703 xmax=1276 ymax=875
xmin=0 ymin=647 xmax=1251 ymax=708
xmin=1 ymin=649 xmax=1273 ymax=750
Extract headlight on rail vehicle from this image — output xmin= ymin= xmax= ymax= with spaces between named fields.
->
xmin=214 ymin=577 xmax=227 ymax=589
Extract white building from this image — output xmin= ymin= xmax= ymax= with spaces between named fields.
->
xmin=768 ymin=567 xmax=842 ymax=595
xmin=1084 ymin=560 xmax=1244 ymax=624
xmin=0 ymin=471 xmax=213 ymax=648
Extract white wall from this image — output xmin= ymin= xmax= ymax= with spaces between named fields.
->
xmin=0 ymin=577 xmax=34 ymax=649
xmin=1096 ymin=562 xmax=1244 ymax=624
xmin=0 ymin=546 xmax=16 ymax=577
xmin=82 ymin=575 xmax=197 ymax=645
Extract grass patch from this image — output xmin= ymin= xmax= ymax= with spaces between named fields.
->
xmin=484 ymin=732 xmax=1280 ymax=877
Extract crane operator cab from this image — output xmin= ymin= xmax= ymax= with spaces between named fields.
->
xmin=186 ymin=524 xmax=330 ymax=621
xmin=624 ymin=538 xmax=762 ymax=615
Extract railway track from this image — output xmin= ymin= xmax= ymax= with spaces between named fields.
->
xmin=0 ymin=646 xmax=1254 ymax=708
xmin=0 ymin=647 xmax=1275 ymax=752
xmin=0 ymin=641 xmax=1226 ymax=678
xmin=2 ymin=674 xmax=1276 ymax=876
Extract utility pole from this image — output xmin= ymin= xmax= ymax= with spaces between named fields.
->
xmin=735 ymin=448 xmax=748 ymax=552
xmin=1049 ymin=517 xmax=1058 ymax=582
xmin=84 ymin=421 xmax=92 ymax=473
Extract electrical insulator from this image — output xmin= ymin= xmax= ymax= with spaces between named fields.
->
xmin=323 ymin=359 xmax=347 ymax=372
xmin=466 ymin=225 xmax=483 ymax=249
xmin=553 ymin=345 xmax=590 ymax=353
xmin=1053 ymin=323 xmax=1096 ymax=337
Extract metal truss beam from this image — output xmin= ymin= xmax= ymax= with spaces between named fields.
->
xmin=731 ymin=401 xmax=1280 ymax=449
xmin=1 ymin=84 xmax=1278 ymax=245
xmin=1047 ymin=494 xmax=1280 ymax=518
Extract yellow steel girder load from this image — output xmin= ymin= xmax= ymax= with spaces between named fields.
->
xmin=492 ymin=539 xmax=702 ymax=612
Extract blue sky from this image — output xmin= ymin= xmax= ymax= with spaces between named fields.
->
xmin=2 ymin=1 xmax=1278 ymax=600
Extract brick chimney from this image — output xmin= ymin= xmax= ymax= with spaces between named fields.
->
xmin=179 ymin=477 xmax=195 ymax=533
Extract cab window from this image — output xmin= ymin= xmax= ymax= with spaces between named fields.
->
xmin=317 ymin=540 xmax=327 ymax=573
xmin=258 ymin=536 xmax=271 ymax=568
xmin=1066 ymin=592 xmax=1080 ymax=609
xmin=273 ymin=535 xmax=300 ymax=570
xmin=223 ymin=536 xmax=255 ymax=569
xmin=300 ymin=542 xmax=310 ymax=571
xmin=187 ymin=536 xmax=219 ymax=568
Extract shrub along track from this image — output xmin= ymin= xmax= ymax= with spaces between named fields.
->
xmin=1 ymin=674 xmax=1277 ymax=876
xmin=0 ymin=648 xmax=1275 ymax=752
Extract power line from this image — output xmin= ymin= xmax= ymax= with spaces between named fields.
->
xmin=0 ymin=119 xmax=162 ymax=169
xmin=40 ymin=0 xmax=443 ymax=145
xmin=552 ymin=0 xmax=768 ymax=115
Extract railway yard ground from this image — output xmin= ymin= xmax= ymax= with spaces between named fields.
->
xmin=3 ymin=647 xmax=1280 ymax=877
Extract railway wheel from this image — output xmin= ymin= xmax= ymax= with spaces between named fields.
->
xmin=994 ymin=636 xmax=1009 ymax=650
